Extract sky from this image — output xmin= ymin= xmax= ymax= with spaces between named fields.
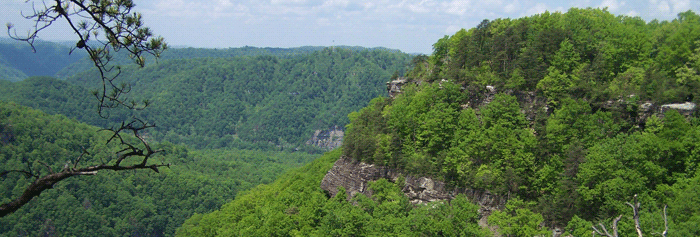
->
xmin=1 ymin=0 xmax=700 ymax=54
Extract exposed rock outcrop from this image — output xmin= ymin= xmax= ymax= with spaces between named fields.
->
xmin=306 ymin=126 xmax=344 ymax=150
xmin=660 ymin=102 xmax=696 ymax=116
xmin=320 ymin=155 xmax=506 ymax=210
xmin=603 ymin=99 xmax=697 ymax=123
xmin=386 ymin=78 xmax=408 ymax=98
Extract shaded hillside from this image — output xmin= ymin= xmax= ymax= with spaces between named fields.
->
xmin=54 ymin=45 xmax=401 ymax=79
xmin=1 ymin=46 xmax=411 ymax=151
xmin=0 ymin=39 xmax=86 ymax=81
xmin=53 ymin=45 xmax=329 ymax=79
xmin=0 ymin=102 xmax=318 ymax=236
xmin=58 ymin=47 xmax=411 ymax=150
xmin=176 ymin=149 xmax=492 ymax=237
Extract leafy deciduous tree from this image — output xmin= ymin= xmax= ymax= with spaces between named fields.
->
xmin=1 ymin=0 xmax=167 ymax=217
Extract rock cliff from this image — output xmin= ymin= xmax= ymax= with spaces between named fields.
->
xmin=306 ymin=126 xmax=344 ymax=150
xmin=320 ymin=156 xmax=506 ymax=218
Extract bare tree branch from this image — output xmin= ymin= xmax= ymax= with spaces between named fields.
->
xmin=661 ymin=205 xmax=668 ymax=237
xmin=652 ymin=205 xmax=669 ymax=237
xmin=7 ymin=0 xmax=167 ymax=118
xmin=592 ymin=215 xmax=622 ymax=237
xmin=2 ymin=0 xmax=168 ymax=217
xmin=592 ymin=194 xmax=654 ymax=237
xmin=0 ymin=120 xmax=170 ymax=217
xmin=626 ymin=194 xmax=643 ymax=237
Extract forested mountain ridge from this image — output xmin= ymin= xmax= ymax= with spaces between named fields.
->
xmin=52 ymin=45 xmax=358 ymax=79
xmin=1 ymin=46 xmax=412 ymax=151
xmin=181 ymin=8 xmax=700 ymax=236
xmin=0 ymin=39 xmax=86 ymax=82
xmin=343 ymin=8 xmax=700 ymax=235
xmin=0 ymin=101 xmax=319 ymax=236
xmin=65 ymin=47 xmax=411 ymax=150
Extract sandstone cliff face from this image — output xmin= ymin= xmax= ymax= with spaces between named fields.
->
xmin=320 ymin=155 xmax=506 ymax=210
xmin=386 ymin=78 xmax=408 ymax=99
xmin=306 ymin=126 xmax=344 ymax=150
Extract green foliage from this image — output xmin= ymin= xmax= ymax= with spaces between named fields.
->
xmin=6 ymin=7 xmax=700 ymax=237
xmin=1 ymin=46 xmax=412 ymax=151
xmin=6 ymin=48 xmax=410 ymax=151
xmin=343 ymin=97 xmax=391 ymax=165
xmin=0 ymin=102 xmax=318 ymax=236
xmin=563 ymin=215 xmax=593 ymax=237
xmin=489 ymin=198 xmax=549 ymax=237
xmin=177 ymin=150 xmax=489 ymax=236
xmin=338 ymin=8 xmax=700 ymax=235
xmin=410 ymin=8 xmax=700 ymax=105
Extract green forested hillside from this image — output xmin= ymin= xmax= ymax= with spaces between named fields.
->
xmin=176 ymin=149 xmax=492 ymax=237
xmin=344 ymin=8 xmax=700 ymax=235
xmin=410 ymin=8 xmax=700 ymax=106
xmin=0 ymin=102 xmax=318 ymax=236
xmin=0 ymin=63 xmax=27 ymax=82
xmin=181 ymin=8 xmax=700 ymax=236
xmin=54 ymin=45 xmax=401 ymax=78
xmin=52 ymin=45 xmax=332 ymax=79
xmin=0 ymin=39 xmax=86 ymax=81
xmin=0 ymin=44 xmax=411 ymax=236
xmin=2 ymin=47 xmax=411 ymax=151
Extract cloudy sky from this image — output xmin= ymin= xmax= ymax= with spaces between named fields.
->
xmin=2 ymin=0 xmax=699 ymax=54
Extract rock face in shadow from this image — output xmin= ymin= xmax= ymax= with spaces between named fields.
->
xmin=306 ymin=126 xmax=344 ymax=150
xmin=386 ymin=78 xmax=408 ymax=99
xmin=320 ymin=155 xmax=506 ymax=210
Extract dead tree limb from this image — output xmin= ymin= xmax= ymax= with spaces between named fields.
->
xmin=626 ymin=194 xmax=643 ymax=237
xmin=652 ymin=205 xmax=669 ymax=237
xmin=0 ymin=119 xmax=170 ymax=217
xmin=592 ymin=215 xmax=622 ymax=237
xmin=7 ymin=0 xmax=167 ymax=117
xmin=2 ymin=0 xmax=167 ymax=217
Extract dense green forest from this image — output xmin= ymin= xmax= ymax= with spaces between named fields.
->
xmin=344 ymin=8 xmax=700 ymax=235
xmin=0 ymin=102 xmax=318 ymax=236
xmin=52 ymin=45 xmax=375 ymax=79
xmin=0 ymin=45 xmax=412 ymax=151
xmin=5 ymin=6 xmax=700 ymax=237
xmin=0 ymin=41 xmax=412 ymax=236
xmin=181 ymin=8 xmax=700 ymax=236
xmin=176 ymin=149 xmax=494 ymax=236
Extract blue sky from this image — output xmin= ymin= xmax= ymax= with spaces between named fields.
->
xmin=2 ymin=0 xmax=699 ymax=54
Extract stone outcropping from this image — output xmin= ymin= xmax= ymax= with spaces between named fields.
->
xmin=604 ymin=99 xmax=697 ymax=122
xmin=386 ymin=78 xmax=408 ymax=98
xmin=660 ymin=102 xmax=696 ymax=116
xmin=320 ymin=155 xmax=506 ymax=210
xmin=306 ymin=126 xmax=344 ymax=150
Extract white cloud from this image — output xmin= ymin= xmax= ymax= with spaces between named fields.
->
xmin=653 ymin=0 xmax=672 ymax=14
xmin=408 ymin=0 xmax=435 ymax=14
xmin=271 ymin=0 xmax=309 ymax=4
xmin=670 ymin=0 xmax=690 ymax=13
xmin=443 ymin=0 xmax=471 ymax=15
xmin=504 ymin=0 xmax=520 ymax=14
xmin=146 ymin=0 xmax=245 ymax=19
xmin=599 ymin=0 xmax=625 ymax=11
xmin=445 ymin=25 xmax=462 ymax=34
xmin=526 ymin=3 xmax=549 ymax=16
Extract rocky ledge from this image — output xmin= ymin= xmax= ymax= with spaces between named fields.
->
xmin=320 ymin=155 xmax=506 ymax=210
xmin=306 ymin=126 xmax=344 ymax=150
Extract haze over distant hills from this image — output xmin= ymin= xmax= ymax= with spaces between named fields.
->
xmin=0 ymin=39 xmax=413 ymax=151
